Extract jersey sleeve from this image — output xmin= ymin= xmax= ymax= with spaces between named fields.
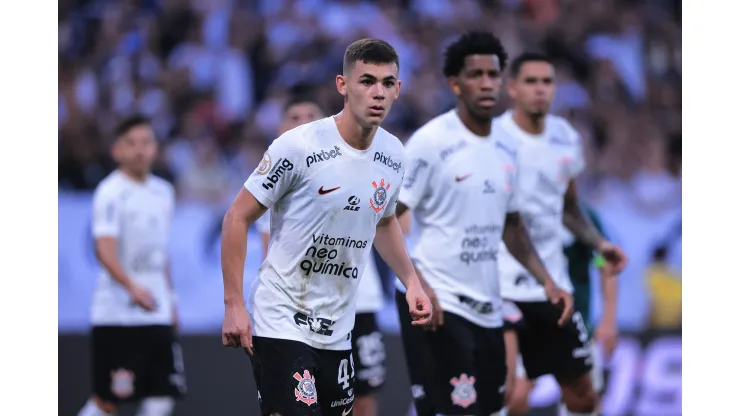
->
xmin=382 ymin=183 xmax=401 ymax=218
xmin=91 ymin=185 xmax=120 ymax=238
xmin=398 ymin=133 xmax=435 ymax=210
xmin=244 ymin=132 xmax=306 ymax=209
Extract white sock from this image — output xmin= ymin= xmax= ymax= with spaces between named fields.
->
xmin=136 ymin=397 xmax=175 ymax=416
xmin=78 ymin=399 xmax=115 ymax=416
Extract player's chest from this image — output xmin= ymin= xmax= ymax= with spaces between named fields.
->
xmin=517 ymin=145 xmax=577 ymax=198
xmin=301 ymin=159 xmax=402 ymax=221
xmin=119 ymin=191 xmax=171 ymax=234
xmin=437 ymin=145 xmax=514 ymax=200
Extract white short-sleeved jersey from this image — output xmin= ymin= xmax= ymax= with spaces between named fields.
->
xmin=496 ymin=110 xmax=585 ymax=301
xmin=244 ymin=116 xmax=405 ymax=350
xmin=90 ymin=171 xmax=176 ymax=326
xmin=397 ymin=110 xmax=520 ymax=328
xmin=255 ymin=214 xmax=384 ymax=314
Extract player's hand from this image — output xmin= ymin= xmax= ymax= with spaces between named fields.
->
xmin=222 ymin=303 xmax=253 ymax=355
xmin=595 ymin=320 xmax=619 ymax=359
xmin=504 ymin=372 xmax=515 ymax=404
xmin=406 ymin=280 xmax=432 ymax=327
xmin=597 ymin=240 xmax=628 ymax=275
xmin=544 ymin=282 xmax=573 ymax=326
xmin=128 ymin=283 xmax=157 ymax=311
xmin=420 ymin=280 xmax=444 ymax=331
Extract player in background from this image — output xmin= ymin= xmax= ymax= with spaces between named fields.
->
xmin=496 ymin=52 xmax=627 ymax=416
xmin=394 ymin=32 xmax=573 ymax=416
xmin=220 ymin=39 xmax=432 ymax=416
xmin=503 ymin=202 xmax=618 ymax=415
xmin=78 ymin=115 xmax=186 ymax=416
xmin=255 ymin=98 xmax=388 ymax=416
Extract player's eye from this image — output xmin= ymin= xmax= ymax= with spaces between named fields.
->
xmin=361 ymin=79 xmax=373 ymax=86
xmin=542 ymin=78 xmax=553 ymax=84
xmin=383 ymin=81 xmax=395 ymax=88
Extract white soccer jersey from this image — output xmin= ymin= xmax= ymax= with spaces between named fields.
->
xmin=244 ymin=116 xmax=405 ymax=350
xmin=496 ymin=110 xmax=585 ymax=302
xmin=397 ymin=110 xmax=520 ymax=328
xmin=255 ymin=213 xmax=384 ymax=314
xmin=90 ymin=171 xmax=176 ymax=326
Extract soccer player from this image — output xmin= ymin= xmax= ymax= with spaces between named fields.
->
xmin=394 ymin=31 xmax=573 ymax=416
xmin=220 ymin=39 xmax=432 ymax=416
xmin=496 ymin=52 xmax=627 ymax=416
xmin=78 ymin=115 xmax=186 ymax=416
xmin=255 ymin=97 xmax=389 ymax=416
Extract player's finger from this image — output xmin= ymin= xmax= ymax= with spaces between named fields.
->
xmin=222 ymin=332 xmax=229 ymax=346
xmin=558 ymin=297 xmax=573 ymax=326
xmin=241 ymin=333 xmax=253 ymax=355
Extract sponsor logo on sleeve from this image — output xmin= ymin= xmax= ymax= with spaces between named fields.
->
xmin=261 ymin=158 xmax=294 ymax=190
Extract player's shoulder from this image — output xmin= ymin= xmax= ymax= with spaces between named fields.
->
xmin=148 ymin=175 xmax=176 ymax=199
xmin=404 ymin=110 xmax=461 ymax=157
xmin=546 ymin=114 xmax=581 ymax=147
xmin=491 ymin=112 xmax=521 ymax=159
xmin=93 ymin=171 xmax=126 ymax=199
xmin=373 ymin=126 xmax=404 ymax=153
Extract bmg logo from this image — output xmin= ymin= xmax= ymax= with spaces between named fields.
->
xmin=262 ymin=158 xmax=294 ymax=190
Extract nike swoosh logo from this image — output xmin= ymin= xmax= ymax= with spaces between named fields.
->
xmin=455 ymin=173 xmax=472 ymax=182
xmin=342 ymin=405 xmax=353 ymax=416
xmin=318 ymin=186 xmax=341 ymax=195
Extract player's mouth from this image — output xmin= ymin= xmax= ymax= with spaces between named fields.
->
xmin=369 ymin=105 xmax=385 ymax=115
xmin=477 ymin=97 xmax=496 ymax=108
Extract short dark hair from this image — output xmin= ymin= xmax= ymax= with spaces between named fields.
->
xmin=343 ymin=38 xmax=399 ymax=74
xmin=114 ymin=114 xmax=151 ymax=139
xmin=443 ymin=31 xmax=508 ymax=78
xmin=283 ymin=95 xmax=320 ymax=113
xmin=509 ymin=52 xmax=553 ymax=78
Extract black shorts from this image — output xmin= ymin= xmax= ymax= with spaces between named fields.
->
xmin=512 ymin=301 xmax=592 ymax=382
xmin=396 ymin=290 xmax=507 ymax=416
xmin=91 ymin=325 xmax=187 ymax=403
xmin=396 ymin=290 xmax=438 ymax=416
xmin=250 ymin=336 xmax=355 ymax=416
xmin=351 ymin=313 xmax=386 ymax=396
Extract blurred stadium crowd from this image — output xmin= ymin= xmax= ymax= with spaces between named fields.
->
xmin=58 ymin=0 xmax=681 ymax=206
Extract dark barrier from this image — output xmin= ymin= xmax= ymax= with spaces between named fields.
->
xmin=59 ymin=332 xmax=680 ymax=416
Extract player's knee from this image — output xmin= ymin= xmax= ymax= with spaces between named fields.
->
xmin=136 ymin=397 xmax=174 ymax=416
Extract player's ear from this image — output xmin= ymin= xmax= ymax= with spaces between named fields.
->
xmin=447 ymin=77 xmax=461 ymax=97
xmin=507 ymin=78 xmax=517 ymax=100
xmin=395 ymin=79 xmax=401 ymax=100
xmin=336 ymin=75 xmax=347 ymax=97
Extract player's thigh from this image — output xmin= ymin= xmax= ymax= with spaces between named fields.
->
xmin=250 ymin=336 xmax=323 ymax=416
xmin=315 ymin=348 xmax=355 ymax=416
xmin=140 ymin=326 xmax=187 ymax=398
xmin=351 ymin=313 xmax=386 ymax=396
xmin=91 ymin=326 xmax=147 ymax=404
xmin=473 ymin=326 xmax=507 ymax=414
xmin=424 ymin=312 xmax=479 ymax=415
xmin=516 ymin=302 xmax=592 ymax=382
xmin=395 ymin=290 xmax=438 ymax=416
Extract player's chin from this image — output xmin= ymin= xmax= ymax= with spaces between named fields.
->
xmin=363 ymin=114 xmax=386 ymax=126
xmin=472 ymin=106 xmax=497 ymax=119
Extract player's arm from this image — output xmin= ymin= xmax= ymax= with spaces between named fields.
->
xmin=562 ymin=181 xmax=605 ymax=250
xmin=502 ymin=162 xmax=573 ymax=325
xmin=502 ymin=212 xmax=557 ymax=290
xmin=591 ymin=209 xmax=619 ymax=356
xmin=92 ymin=187 xmax=156 ymax=311
xmin=221 ymin=134 xmax=303 ymax=352
xmin=222 ymin=189 xmax=267 ymax=307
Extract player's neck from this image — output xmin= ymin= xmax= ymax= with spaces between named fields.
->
xmin=333 ymin=111 xmax=377 ymax=151
xmin=118 ymin=167 xmax=149 ymax=183
xmin=456 ymin=105 xmax=491 ymax=137
xmin=512 ymin=109 xmax=545 ymax=135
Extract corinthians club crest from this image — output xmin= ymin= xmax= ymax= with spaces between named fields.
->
xmin=369 ymin=178 xmax=391 ymax=213
xmin=294 ymin=370 xmax=318 ymax=406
